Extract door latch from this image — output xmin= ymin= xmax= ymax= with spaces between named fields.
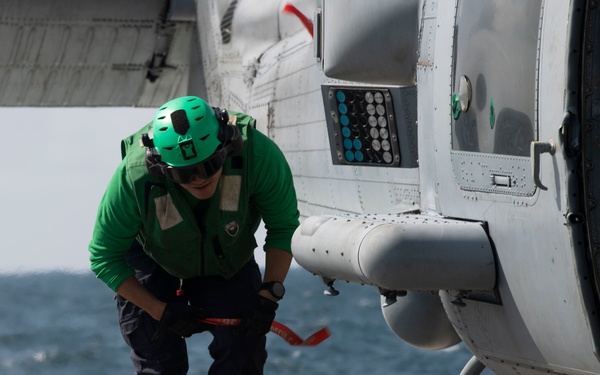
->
xmin=531 ymin=140 xmax=556 ymax=191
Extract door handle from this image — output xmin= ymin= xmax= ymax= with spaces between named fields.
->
xmin=531 ymin=140 xmax=556 ymax=191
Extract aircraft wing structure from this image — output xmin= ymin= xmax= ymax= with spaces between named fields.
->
xmin=0 ymin=0 xmax=199 ymax=107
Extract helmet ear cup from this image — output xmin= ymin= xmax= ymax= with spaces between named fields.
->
xmin=213 ymin=107 xmax=243 ymax=157
xmin=213 ymin=107 xmax=230 ymax=142
xmin=224 ymin=124 xmax=243 ymax=157
xmin=145 ymin=147 xmax=166 ymax=177
xmin=141 ymin=132 xmax=166 ymax=177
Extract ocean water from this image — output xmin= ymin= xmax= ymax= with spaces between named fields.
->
xmin=0 ymin=269 xmax=477 ymax=375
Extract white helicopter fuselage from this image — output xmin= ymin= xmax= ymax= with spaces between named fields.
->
xmin=1 ymin=0 xmax=598 ymax=373
xmin=195 ymin=1 xmax=600 ymax=374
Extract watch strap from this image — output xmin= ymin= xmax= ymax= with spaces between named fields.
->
xmin=260 ymin=281 xmax=285 ymax=300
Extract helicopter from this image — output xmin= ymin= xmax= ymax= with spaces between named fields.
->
xmin=2 ymin=0 xmax=600 ymax=373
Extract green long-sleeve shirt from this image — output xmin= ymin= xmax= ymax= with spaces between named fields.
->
xmin=89 ymin=126 xmax=299 ymax=291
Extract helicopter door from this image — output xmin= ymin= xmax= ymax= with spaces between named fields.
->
xmin=449 ymin=0 xmax=542 ymax=196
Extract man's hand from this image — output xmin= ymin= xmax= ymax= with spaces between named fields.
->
xmin=237 ymin=295 xmax=279 ymax=336
xmin=152 ymin=303 xmax=211 ymax=342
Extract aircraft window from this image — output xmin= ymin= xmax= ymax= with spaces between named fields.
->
xmin=452 ymin=0 xmax=541 ymax=157
xmin=449 ymin=0 xmax=542 ymax=196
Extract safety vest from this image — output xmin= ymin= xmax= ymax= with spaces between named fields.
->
xmin=120 ymin=112 xmax=260 ymax=279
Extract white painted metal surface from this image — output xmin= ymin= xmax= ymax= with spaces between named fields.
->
xmin=4 ymin=0 xmax=600 ymax=374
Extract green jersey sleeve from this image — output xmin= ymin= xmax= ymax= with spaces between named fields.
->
xmin=88 ymin=159 xmax=141 ymax=291
xmin=251 ymin=130 xmax=300 ymax=252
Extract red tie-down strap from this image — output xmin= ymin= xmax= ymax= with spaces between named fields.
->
xmin=201 ymin=318 xmax=331 ymax=346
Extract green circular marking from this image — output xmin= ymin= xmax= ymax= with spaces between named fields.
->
xmin=451 ymin=93 xmax=461 ymax=120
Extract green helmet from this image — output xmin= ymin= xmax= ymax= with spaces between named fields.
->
xmin=152 ymin=96 xmax=222 ymax=167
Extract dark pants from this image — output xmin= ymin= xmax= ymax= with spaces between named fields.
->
xmin=116 ymin=241 xmax=267 ymax=375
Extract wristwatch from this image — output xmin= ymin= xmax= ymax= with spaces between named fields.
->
xmin=260 ymin=281 xmax=286 ymax=300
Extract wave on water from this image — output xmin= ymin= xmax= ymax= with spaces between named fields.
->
xmin=0 ymin=269 xmax=477 ymax=375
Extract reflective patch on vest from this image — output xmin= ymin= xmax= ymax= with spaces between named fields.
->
xmin=225 ymin=220 xmax=239 ymax=237
xmin=220 ymin=175 xmax=241 ymax=212
xmin=154 ymin=193 xmax=183 ymax=230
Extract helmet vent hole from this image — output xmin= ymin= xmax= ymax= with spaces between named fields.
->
xmin=200 ymin=134 xmax=209 ymax=141
xmin=164 ymin=147 xmax=174 ymax=151
xmin=195 ymin=116 xmax=204 ymax=122
xmin=191 ymin=106 xmax=201 ymax=110
xmin=159 ymin=127 xmax=168 ymax=132
xmin=157 ymin=116 xmax=166 ymax=120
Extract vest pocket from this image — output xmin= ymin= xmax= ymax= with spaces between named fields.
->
xmin=210 ymin=216 xmax=258 ymax=278
xmin=143 ymin=189 xmax=203 ymax=278
xmin=143 ymin=236 xmax=202 ymax=279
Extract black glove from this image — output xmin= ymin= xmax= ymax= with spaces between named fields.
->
xmin=237 ymin=295 xmax=279 ymax=336
xmin=152 ymin=303 xmax=211 ymax=342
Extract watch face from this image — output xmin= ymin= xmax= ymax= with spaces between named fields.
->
xmin=263 ymin=282 xmax=285 ymax=299
xmin=272 ymin=282 xmax=285 ymax=298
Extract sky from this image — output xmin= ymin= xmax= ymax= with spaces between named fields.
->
xmin=0 ymin=107 xmax=268 ymax=274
